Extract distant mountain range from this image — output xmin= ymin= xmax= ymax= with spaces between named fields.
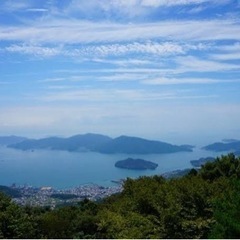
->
xmin=5 ymin=133 xmax=194 ymax=154
xmin=203 ymin=139 xmax=240 ymax=155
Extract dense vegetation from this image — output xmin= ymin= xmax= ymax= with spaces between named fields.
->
xmin=1 ymin=154 xmax=240 ymax=238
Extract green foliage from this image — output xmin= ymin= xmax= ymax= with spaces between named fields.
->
xmin=0 ymin=154 xmax=240 ymax=238
xmin=209 ymin=179 xmax=240 ymax=238
xmin=0 ymin=193 xmax=37 ymax=238
xmin=199 ymin=153 xmax=240 ymax=181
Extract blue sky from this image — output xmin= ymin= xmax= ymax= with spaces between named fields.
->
xmin=0 ymin=0 xmax=240 ymax=144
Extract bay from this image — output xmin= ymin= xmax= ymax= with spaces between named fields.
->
xmin=0 ymin=146 xmax=228 ymax=189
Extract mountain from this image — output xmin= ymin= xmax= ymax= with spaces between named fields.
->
xmin=9 ymin=133 xmax=112 ymax=152
xmin=65 ymin=133 xmax=112 ymax=151
xmin=203 ymin=140 xmax=240 ymax=152
xmin=115 ymin=158 xmax=158 ymax=170
xmin=95 ymin=135 xmax=193 ymax=154
xmin=0 ymin=136 xmax=28 ymax=145
xmin=8 ymin=133 xmax=193 ymax=154
xmin=9 ymin=137 xmax=65 ymax=151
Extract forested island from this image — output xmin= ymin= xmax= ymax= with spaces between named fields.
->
xmin=115 ymin=158 xmax=158 ymax=170
xmin=0 ymin=154 xmax=240 ymax=239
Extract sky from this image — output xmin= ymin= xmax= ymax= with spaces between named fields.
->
xmin=0 ymin=0 xmax=240 ymax=145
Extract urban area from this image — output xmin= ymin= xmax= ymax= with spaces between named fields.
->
xmin=10 ymin=181 xmax=124 ymax=209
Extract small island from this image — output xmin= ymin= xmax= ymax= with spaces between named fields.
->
xmin=190 ymin=157 xmax=215 ymax=168
xmin=115 ymin=158 xmax=158 ymax=170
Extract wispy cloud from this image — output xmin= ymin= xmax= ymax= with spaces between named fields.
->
xmin=39 ymin=77 xmax=66 ymax=83
xmin=176 ymin=56 xmax=240 ymax=72
xmin=5 ymin=44 xmax=61 ymax=57
xmin=211 ymin=53 xmax=240 ymax=61
xmin=38 ymin=88 xmax=194 ymax=103
xmin=1 ymin=19 xmax=240 ymax=44
xmin=98 ymin=73 xmax=147 ymax=82
xmin=68 ymin=41 xmax=186 ymax=57
xmin=4 ymin=41 xmax=210 ymax=59
xmin=62 ymin=0 xmax=231 ymax=20
xmin=141 ymin=0 xmax=212 ymax=7
xmin=26 ymin=8 xmax=49 ymax=12
xmin=141 ymin=77 xmax=238 ymax=85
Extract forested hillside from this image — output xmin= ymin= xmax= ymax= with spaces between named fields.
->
xmin=1 ymin=154 xmax=240 ymax=239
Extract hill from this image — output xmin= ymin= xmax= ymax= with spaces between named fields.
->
xmin=203 ymin=140 xmax=240 ymax=152
xmin=8 ymin=134 xmax=193 ymax=154
xmin=9 ymin=133 xmax=112 ymax=152
xmin=115 ymin=158 xmax=158 ymax=170
xmin=95 ymin=135 xmax=193 ymax=154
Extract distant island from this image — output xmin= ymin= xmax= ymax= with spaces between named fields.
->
xmin=115 ymin=158 xmax=158 ymax=170
xmin=203 ymin=139 xmax=240 ymax=154
xmin=190 ymin=157 xmax=215 ymax=168
xmin=4 ymin=133 xmax=194 ymax=154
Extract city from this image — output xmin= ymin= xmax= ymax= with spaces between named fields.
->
xmin=11 ymin=182 xmax=124 ymax=209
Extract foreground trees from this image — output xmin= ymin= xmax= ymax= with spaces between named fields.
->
xmin=0 ymin=153 xmax=240 ymax=238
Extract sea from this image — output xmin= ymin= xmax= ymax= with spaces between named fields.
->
xmin=0 ymin=146 xmax=229 ymax=189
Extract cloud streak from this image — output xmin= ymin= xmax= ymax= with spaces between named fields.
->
xmin=1 ymin=19 xmax=240 ymax=45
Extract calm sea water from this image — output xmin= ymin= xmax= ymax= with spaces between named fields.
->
xmin=0 ymin=146 xmax=227 ymax=189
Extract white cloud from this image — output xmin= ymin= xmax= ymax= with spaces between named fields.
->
xmin=141 ymin=0 xmax=210 ymax=7
xmin=5 ymin=44 xmax=61 ymax=57
xmin=141 ymin=77 xmax=237 ymax=85
xmin=26 ymin=8 xmax=49 ymax=12
xmin=39 ymin=77 xmax=66 ymax=83
xmin=211 ymin=53 xmax=240 ymax=61
xmin=92 ymin=58 xmax=154 ymax=66
xmin=63 ymin=0 xmax=231 ymax=19
xmin=98 ymin=73 xmax=147 ymax=81
xmin=4 ymin=41 xmax=209 ymax=59
xmin=1 ymin=19 xmax=240 ymax=44
xmin=68 ymin=41 xmax=185 ymax=57
xmin=176 ymin=56 xmax=240 ymax=72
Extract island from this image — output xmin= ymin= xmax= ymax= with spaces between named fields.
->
xmin=190 ymin=157 xmax=215 ymax=167
xmin=115 ymin=158 xmax=158 ymax=170
xmin=202 ymin=139 xmax=240 ymax=152
xmin=7 ymin=133 xmax=194 ymax=154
